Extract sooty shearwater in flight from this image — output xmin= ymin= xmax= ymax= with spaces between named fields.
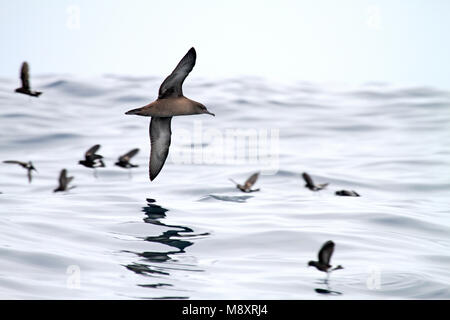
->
xmin=335 ymin=190 xmax=360 ymax=197
xmin=53 ymin=169 xmax=75 ymax=192
xmin=115 ymin=148 xmax=140 ymax=168
xmin=229 ymin=172 xmax=260 ymax=193
xmin=302 ymin=172 xmax=329 ymax=191
xmin=308 ymin=240 xmax=343 ymax=274
xmin=15 ymin=62 xmax=42 ymax=97
xmin=125 ymin=47 xmax=215 ymax=181
xmin=78 ymin=144 xmax=105 ymax=168
xmin=3 ymin=160 xmax=37 ymax=183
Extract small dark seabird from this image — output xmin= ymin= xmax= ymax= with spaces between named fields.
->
xmin=229 ymin=172 xmax=260 ymax=193
xmin=15 ymin=62 xmax=42 ymax=97
xmin=3 ymin=160 xmax=37 ymax=183
xmin=125 ymin=47 xmax=215 ymax=181
xmin=302 ymin=172 xmax=329 ymax=191
xmin=335 ymin=190 xmax=360 ymax=197
xmin=78 ymin=144 xmax=105 ymax=168
xmin=53 ymin=169 xmax=75 ymax=192
xmin=308 ymin=240 xmax=343 ymax=273
xmin=115 ymin=148 xmax=140 ymax=168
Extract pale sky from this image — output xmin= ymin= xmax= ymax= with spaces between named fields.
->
xmin=1 ymin=0 xmax=450 ymax=87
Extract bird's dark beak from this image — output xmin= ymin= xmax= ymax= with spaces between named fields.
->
xmin=204 ymin=109 xmax=215 ymax=116
xmin=125 ymin=108 xmax=138 ymax=115
xmin=125 ymin=106 xmax=145 ymax=115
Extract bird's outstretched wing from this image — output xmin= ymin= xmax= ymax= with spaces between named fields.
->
xmin=244 ymin=172 xmax=259 ymax=190
xmin=20 ymin=62 xmax=30 ymax=90
xmin=302 ymin=172 xmax=315 ymax=188
xmin=59 ymin=169 xmax=68 ymax=188
xmin=149 ymin=117 xmax=172 ymax=181
xmin=66 ymin=176 xmax=74 ymax=185
xmin=158 ymin=47 xmax=196 ymax=99
xmin=3 ymin=160 xmax=26 ymax=166
xmin=85 ymin=144 xmax=101 ymax=158
xmin=119 ymin=148 xmax=139 ymax=163
xmin=317 ymin=183 xmax=329 ymax=190
xmin=318 ymin=240 xmax=335 ymax=266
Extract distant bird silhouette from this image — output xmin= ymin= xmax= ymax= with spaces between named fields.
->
xmin=53 ymin=169 xmax=75 ymax=192
xmin=125 ymin=47 xmax=215 ymax=181
xmin=308 ymin=240 xmax=343 ymax=273
xmin=78 ymin=144 xmax=105 ymax=168
xmin=115 ymin=148 xmax=139 ymax=168
xmin=3 ymin=160 xmax=37 ymax=183
xmin=302 ymin=172 xmax=329 ymax=191
xmin=15 ymin=62 xmax=42 ymax=97
xmin=229 ymin=172 xmax=260 ymax=193
xmin=335 ymin=190 xmax=360 ymax=197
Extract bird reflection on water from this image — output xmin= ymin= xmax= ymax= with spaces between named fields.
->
xmin=314 ymin=279 xmax=343 ymax=296
xmin=124 ymin=199 xmax=210 ymax=298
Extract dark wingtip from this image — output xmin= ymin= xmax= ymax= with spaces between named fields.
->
xmin=187 ymin=47 xmax=196 ymax=58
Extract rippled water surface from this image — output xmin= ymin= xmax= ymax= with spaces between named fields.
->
xmin=0 ymin=75 xmax=449 ymax=299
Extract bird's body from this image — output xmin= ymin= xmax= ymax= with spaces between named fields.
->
xmin=126 ymin=97 xmax=209 ymax=117
xmin=302 ymin=172 xmax=328 ymax=191
xmin=230 ymin=172 xmax=260 ymax=193
xmin=15 ymin=62 xmax=42 ymax=97
xmin=3 ymin=160 xmax=37 ymax=183
xmin=335 ymin=190 xmax=360 ymax=197
xmin=125 ymin=47 xmax=215 ymax=181
xmin=115 ymin=148 xmax=140 ymax=168
xmin=78 ymin=144 xmax=105 ymax=168
xmin=54 ymin=169 xmax=75 ymax=192
xmin=308 ymin=240 xmax=343 ymax=273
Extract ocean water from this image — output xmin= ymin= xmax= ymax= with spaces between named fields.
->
xmin=0 ymin=74 xmax=449 ymax=299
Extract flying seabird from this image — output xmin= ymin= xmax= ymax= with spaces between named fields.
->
xmin=53 ymin=169 xmax=75 ymax=192
xmin=78 ymin=144 xmax=105 ymax=168
xmin=229 ymin=172 xmax=260 ymax=193
xmin=15 ymin=62 xmax=42 ymax=97
xmin=302 ymin=172 xmax=328 ymax=191
xmin=115 ymin=148 xmax=139 ymax=168
xmin=308 ymin=240 xmax=343 ymax=273
xmin=125 ymin=47 xmax=215 ymax=181
xmin=3 ymin=160 xmax=37 ymax=183
xmin=335 ymin=190 xmax=360 ymax=197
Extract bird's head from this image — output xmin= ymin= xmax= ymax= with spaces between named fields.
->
xmin=29 ymin=162 xmax=37 ymax=172
xmin=195 ymin=103 xmax=215 ymax=116
xmin=308 ymin=261 xmax=317 ymax=267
